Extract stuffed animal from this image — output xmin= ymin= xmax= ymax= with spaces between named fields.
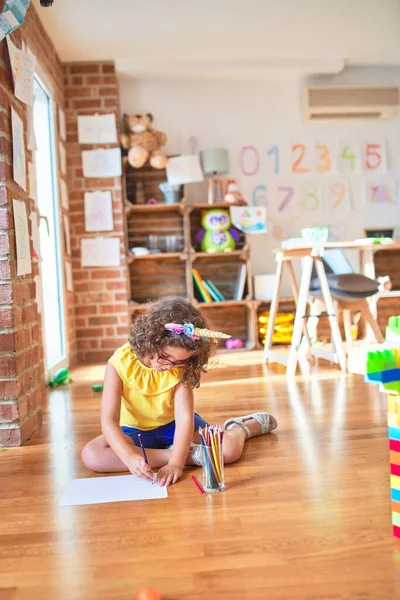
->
xmin=120 ymin=113 xmax=168 ymax=169
xmin=194 ymin=209 xmax=240 ymax=253
xmin=224 ymin=179 xmax=247 ymax=205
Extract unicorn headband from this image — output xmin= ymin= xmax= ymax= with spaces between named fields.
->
xmin=165 ymin=322 xmax=231 ymax=341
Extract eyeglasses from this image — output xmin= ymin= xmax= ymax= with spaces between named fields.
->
xmin=157 ymin=352 xmax=192 ymax=368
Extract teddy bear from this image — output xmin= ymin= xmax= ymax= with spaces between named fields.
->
xmin=120 ymin=113 xmax=168 ymax=169
xmin=224 ymin=179 xmax=247 ymax=205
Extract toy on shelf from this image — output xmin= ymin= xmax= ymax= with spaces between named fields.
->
xmin=258 ymin=311 xmax=294 ymax=346
xmin=48 ymin=368 xmax=71 ymax=388
xmin=194 ymin=209 xmax=240 ymax=253
xmin=120 ymin=113 xmax=167 ymax=170
xmin=364 ymin=339 xmax=400 ymax=538
xmin=224 ymin=179 xmax=247 ymax=205
xmin=386 ymin=316 xmax=400 ymax=344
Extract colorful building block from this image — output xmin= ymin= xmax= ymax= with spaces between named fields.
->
xmin=365 ymin=333 xmax=400 ymax=539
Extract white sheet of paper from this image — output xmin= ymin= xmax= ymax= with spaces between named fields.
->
xmin=13 ymin=199 xmax=31 ymax=275
xmin=362 ymin=141 xmax=387 ymax=174
xmin=11 ymin=107 xmax=26 ymax=191
xmin=0 ymin=11 xmax=19 ymax=42
xmin=59 ymin=141 xmax=66 ymax=175
xmin=28 ymin=161 xmax=37 ymax=201
xmin=230 ymin=206 xmax=266 ymax=234
xmin=84 ymin=190 xmax=113 ymax=232
xmin=59 ymin=474 xmax=168 ymax=507
xmin=7 ymin=37 xmax=36 ymax=106
xmin=366 ymin=182 xmax=398 ymax=205
xmin=81 ymin=237 xmax=120 ymax=267
xmin=325 ymin=180 xmax=352 ymax=213
xmin=166 ymin=155 xmax=204 ymax=185
xmin=30 ymin=210 xmax=41 ymax=260
xmin=65 ymin=261 xmax=73 ymax=292
xmin=337 ymin=141 xmax=361 ymax=175
xmin=63 ymin=214 xmax=71 ymax=255
xmin=58 ymin=107 xmax=66 ymax=141
xmin=82 ymin=148 xmax=122 ymax=178
xmin=77 ymin=113 xmax=118 ymax=144
xmin=60 ymin=178 xmax=69 ymax=210
xmin=34 ymin=274 xmax=43 ymax=313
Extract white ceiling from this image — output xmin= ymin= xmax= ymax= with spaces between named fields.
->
xmin=33 ymin=0 xmax=400 ymax=80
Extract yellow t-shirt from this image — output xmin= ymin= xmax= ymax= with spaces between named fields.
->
xmin=109 ymin=342 xmax=183 ymax=430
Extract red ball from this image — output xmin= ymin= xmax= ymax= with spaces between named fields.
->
xmin=136 ymin=588 xmax=161 ymax=600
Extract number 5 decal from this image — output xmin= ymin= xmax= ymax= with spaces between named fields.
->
xmin=364 ymin=142 xmax=387 ymax=173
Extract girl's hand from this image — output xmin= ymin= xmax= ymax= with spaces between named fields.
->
xmin=156 ymin=463 xmax=183 ymax=487
xmin=126 ymin=454 xmax=154 ymax=481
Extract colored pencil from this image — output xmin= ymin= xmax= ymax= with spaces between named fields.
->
xmin=191 ymin=474 xmax=206 ymax=496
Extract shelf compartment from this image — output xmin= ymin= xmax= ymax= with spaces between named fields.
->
xmin=198 ymin=302 xmax=252 ymax=349
xmin=192 ymin=255 xmax=249 ymax=303
xmin=125 ymin=203 xmax=184 ymax=215
xmin=127 ymin=206 xmax=185 ymax=251
xmin=188 ymin=205 xmax=246 ymax=252
xmin=129 ymin=256 xmax=187 ymax=305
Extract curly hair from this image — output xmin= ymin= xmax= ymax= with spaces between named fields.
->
xmin=129 ymin=297 xmax=215 ymax=388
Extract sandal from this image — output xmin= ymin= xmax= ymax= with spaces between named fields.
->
xmin=224 ymin=412 xmax=277 ymax=440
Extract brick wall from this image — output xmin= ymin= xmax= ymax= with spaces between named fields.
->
xmin=64 ymin=62 xmax=130 ymax=364
xmin=0 ymin=3 xmax=75 ymax=446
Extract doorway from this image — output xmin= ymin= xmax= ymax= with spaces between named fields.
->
xmin=33 ymin=76 xmax=67 ymax=373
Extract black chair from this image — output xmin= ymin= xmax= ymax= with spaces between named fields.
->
xmin=307 ymin=249 xmax=383 ymax=345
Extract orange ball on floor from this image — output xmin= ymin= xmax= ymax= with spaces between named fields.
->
xmin=136 ymin=588 xmax=161 ymax=600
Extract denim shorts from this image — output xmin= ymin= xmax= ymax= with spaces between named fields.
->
xmin=121 ymin=413 xmax=209 ymax=449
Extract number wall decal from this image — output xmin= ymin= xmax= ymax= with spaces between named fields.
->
xmin=292 ymin=144 xmax=311 ymax=174
xmin=252 ymin=184 xmax=268 ymax=206
xmin=277 ymin=186 xmax=295 ymax=212
xmin=240 ymin=146 xmax=260 ymax=176
xmin=267 ymin=145 xmax=280 ymax=175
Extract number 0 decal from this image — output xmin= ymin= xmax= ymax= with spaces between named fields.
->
xmin=240 ymin=146 xmax=260 ymax=176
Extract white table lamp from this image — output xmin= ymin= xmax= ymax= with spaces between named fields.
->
xmin=200 ymin=148 xmax=230 ymax=205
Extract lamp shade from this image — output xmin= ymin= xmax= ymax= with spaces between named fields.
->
xmin=200 ymin=148 xmax=230 ymax=175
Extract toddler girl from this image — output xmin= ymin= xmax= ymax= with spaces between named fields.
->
xmin=81 ymin=297 xmax=277 ymax=486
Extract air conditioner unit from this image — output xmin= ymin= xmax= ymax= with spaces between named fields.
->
xmin=304 ymin=86 xmax=400 ymax=120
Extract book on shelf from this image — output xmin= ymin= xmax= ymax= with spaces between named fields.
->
xmin=192 ymin=268 xmax=213 ymax=303
xmin=203 ymin=280 xmax=221 ymax=302
xmin=205 ymin=279 xmax=225 ymax=302
xmin=233 ymin=263 xmax=247 ymax=301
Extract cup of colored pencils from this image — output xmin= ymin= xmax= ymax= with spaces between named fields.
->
xmin=199 ymin=425 xmax=225 ymax=493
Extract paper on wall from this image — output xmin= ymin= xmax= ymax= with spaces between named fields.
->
xmin=11 ymin=107 xmax=26 ymax=191
xmin=82 ymin=148 xmax=122 ymax=178
xmin=81 ymin=237 xmax=120 ymax=267
xmin=325 ymin=180 xmax=352 ymax=213
xmin=28 ymin=161 xmax=37 ymax=201
xmin=7 ymin=36 xmax=36 ymax=106
xmin=0 ymin=0 xmax=31 ymax=42
xmin=84 ymin=190 xmax=114 ymax=232
xmin=65 ymin=261 xmax=73 ymax=292
xmin=59 ymin=474 xmax=168 ymax=507
xmin=60 ymin=178 xmax=69 ymax=210
xmin=230 ymin=206 xmax=266 ymax=234
xmin=59 ymin=141 xmax=66 ymax=175
xmin=13 ymin=199 xmax=31 ymax=275
xmin=58 ymin=107 xmax=66 ymax=141
xmin=166 ymin=155 xmax=204 ymax=185
xmin=62 ymin=214 xmax=71 ymax=255
xmin=77 ymin=113 xmax=118 ymax=144
xmin=366 ymin=182 xmax=398 ymax=205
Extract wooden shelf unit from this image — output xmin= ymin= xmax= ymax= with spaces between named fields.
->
xmin=123 ymin=162 xmax=257 ymax=349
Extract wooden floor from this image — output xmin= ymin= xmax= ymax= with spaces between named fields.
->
xmin=1 ymin=352 xmax=399 ymax=599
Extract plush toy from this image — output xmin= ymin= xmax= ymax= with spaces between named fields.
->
xmin=194 ymin=209 xmax=240 ymax=253
xmin=120 ymin=113 xmax=168 ymax=169
xmin=224 ymin=179 xmax=247 ymax=205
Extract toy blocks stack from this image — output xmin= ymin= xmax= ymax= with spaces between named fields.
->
xmin=386 ymin=316 xmax=400 ymax=345
xmin=365 ymin=344 xmax=400 ymax=538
